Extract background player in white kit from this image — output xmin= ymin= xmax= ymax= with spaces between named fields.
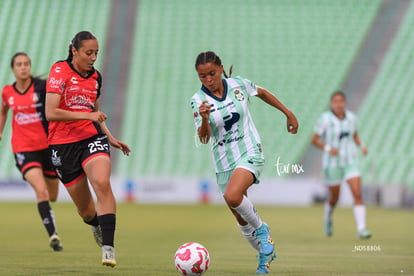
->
xmin=311 ymin=91 xmax=372 ymax=239
xmin=191 ymin=51 xmax=298 ymax=274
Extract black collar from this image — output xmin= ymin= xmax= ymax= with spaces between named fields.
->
xmin=66 ymin=60 xmax=95 ymax=79
xmin=201 ymin=79 xmax=228 ymax=102
xmin=13 ymin=77 xmax=34 ymax=95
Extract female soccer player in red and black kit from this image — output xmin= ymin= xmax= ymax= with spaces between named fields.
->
xmin=0 ymin=53 xmax=63 ymax=251
xmin=45 ymin=31 xmax=130 ymax=267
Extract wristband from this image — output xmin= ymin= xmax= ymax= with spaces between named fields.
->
xmin=360 ymin=142 xmax=365 ymax=148
xmin=324 ymin=144 xmax=331 ymax=153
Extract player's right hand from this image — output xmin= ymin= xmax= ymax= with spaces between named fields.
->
xmin=199 ymin=100 xmax=211 ymax=120
xmin=89 ymin=111 xmax=107 ymax=123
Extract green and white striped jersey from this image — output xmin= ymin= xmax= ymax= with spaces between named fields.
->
xmin=191 ymin=76 xmax=264 ymax=173
xmin=315 ymin=110 xmax=359 ymax=168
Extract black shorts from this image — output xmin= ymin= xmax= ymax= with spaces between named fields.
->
xmin=49 ymin=134 xmax=110 ymax=187
xmin=14 ymin=149 xmax=58 ymax=179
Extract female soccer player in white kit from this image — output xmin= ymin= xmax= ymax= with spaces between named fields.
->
xmin=312 ymin=91 xmax=372 ymax=239
xmin=191 ymin=51 xmax=298 ymax=274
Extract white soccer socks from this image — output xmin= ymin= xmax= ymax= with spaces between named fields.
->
xmin=238 ymin=223 xmax=261 ymax=252
xmin=232 ymin=195 xmax=262 ymax=229
xmin=353 ymin=204 xmax=366 ymax=231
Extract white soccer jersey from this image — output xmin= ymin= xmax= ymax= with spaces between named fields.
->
xmin=314 ymin=110 xmax=359 ymax=168
xmin=191 ymin=76 xmax=264 ymax=173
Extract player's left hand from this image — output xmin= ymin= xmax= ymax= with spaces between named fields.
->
xmin=109 ymin=138 xmax=131 ymax=156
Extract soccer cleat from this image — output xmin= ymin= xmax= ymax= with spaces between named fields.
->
xmin=102 ymin=245 xmax=116 ymax=267
xmin=49 ymin=233 xmax=63 ymax=251
xmin=325 ymin=220 xmax=333 ymax=237
xmin=358 ymin=229 xmax=372 ymax=240
xmin=253 ymin=222 xmax=275 ymax=255
xmin=256 ymin=252 xmax=276 ymax=274
xmin=91 ymin=225 xmax=103 ymax=247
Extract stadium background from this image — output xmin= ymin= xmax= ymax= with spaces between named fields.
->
xmin=0 ymin=0 xmax=412 ymax=207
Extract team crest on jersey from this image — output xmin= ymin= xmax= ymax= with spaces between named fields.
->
xmin=193 ymin=111 xmax=198 ymax=118
xmin=234 ymin=90 xmax=244 ymax=101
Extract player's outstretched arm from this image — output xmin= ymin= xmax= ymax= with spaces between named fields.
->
xmin=256 ymin=87 xmax=298 ymax=134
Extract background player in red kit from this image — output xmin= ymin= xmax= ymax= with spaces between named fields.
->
xmin=0 ymin=53 xmax=63 ymax=251
xmin=45 ymin=31 xmax=130 ymax=267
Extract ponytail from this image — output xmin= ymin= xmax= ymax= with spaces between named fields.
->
xmin=223 ymin=65 xmax=233 ymax=78
xmin=66 ymin=44 xmax=73 ymax=62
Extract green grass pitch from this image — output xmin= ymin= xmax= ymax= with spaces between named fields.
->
xmin=0 ymin=202 xmax=412 ymax=275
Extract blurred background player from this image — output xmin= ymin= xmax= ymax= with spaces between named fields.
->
xmin=45 ymin=31 xmax=130 ymax=267
xmin=311 ymin=91 xmax=372 ymax=239
xmin=191 ymin=51 xmax=298 ymax=274
xmin=0 ymin=52 xmax=63 ymax=251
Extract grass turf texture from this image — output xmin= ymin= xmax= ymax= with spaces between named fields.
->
xmin=0 ymin=203 xmax=412 ymax=275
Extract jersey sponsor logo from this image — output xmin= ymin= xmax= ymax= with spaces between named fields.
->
xmin=68 ymin=86 xmax=79 ymax=92
xmin=14 ymin=112 xmax=42 ymax=125
xmin=48 ymin=77 xmax=63 ymax=89
xmin=339 ymin=131 xmax=350 ymax=140
xmin=82 ymin=88 xmax=98 ymax=94
xmin=213 ymin=102 xmax=234 ymax=112
xmin=217 ymin=134 xmax=245 ymax=146
xmin=223 ymin=112 xmax=240 ymax=131
xmin=234 ymin=90 xmax=244 ymax=101
xmin=64 ymin=83 xmax=97 ymax=110
xmin=51 ymin=150 xmax=62 ymax=166
xmin=15 ymin=102 xmax=42 ymax=111
xmin=66 ymin=94 xmax=95 ymax=110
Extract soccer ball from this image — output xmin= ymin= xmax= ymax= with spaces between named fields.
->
xmin=174 ymin=242 xmax=210 ymax=275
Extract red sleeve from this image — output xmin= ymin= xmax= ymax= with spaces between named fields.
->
xmin=2 ymin=86 xmax=9 ymax=108
xmin=46 ymin=62 xmax=66 ymax=94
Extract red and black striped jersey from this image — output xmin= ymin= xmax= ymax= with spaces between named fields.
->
xmin=1 ymin=77 xmax=49 ymax=153
xmin=46 ymin=60 xmax=103 ymax=145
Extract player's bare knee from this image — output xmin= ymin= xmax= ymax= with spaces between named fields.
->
xmin=90 ymin=178 xmax=110 ymax=191
xmin=223 ymin=192 xmax=242 ymax=208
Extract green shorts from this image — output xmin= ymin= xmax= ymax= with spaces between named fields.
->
xmin=323 ymin=162 xmax=361 ymax=186
xmin=216 ymin=156 xmax=265 ymax=193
